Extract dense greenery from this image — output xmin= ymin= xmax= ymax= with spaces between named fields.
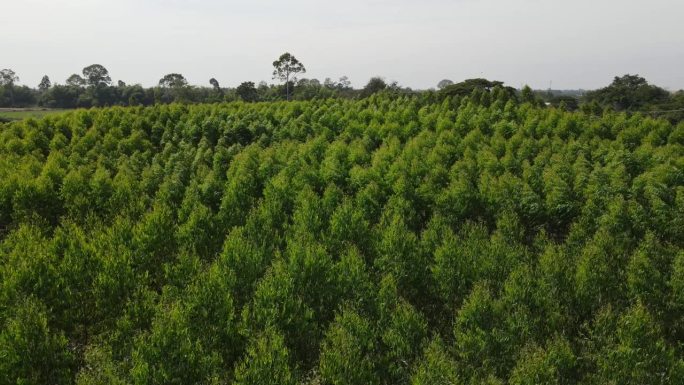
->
xmin=1 ymin=90 xmax=683 ymax=385
xmin=0 ymin=61 xmax=363 ymax=109
xmin=4 ymin=63 xmax=684 ymax=124
xmin=583 ymin=74 xmax=684 ymax=123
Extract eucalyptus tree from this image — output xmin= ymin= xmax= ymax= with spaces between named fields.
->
xmin=82 ymin=64 xmax=112 ymax=87
xmin=38 ymin=75 xmax=51 ymax=91
xmin=66 ymin=74 xmax=85 ymax=87
xmin=159 ymin=73 xmax=187 ymax=88
xmin=0 ymin=68 xmax=20 ymax=105
xmin=272 ymin=52 xmax=306 ymax=100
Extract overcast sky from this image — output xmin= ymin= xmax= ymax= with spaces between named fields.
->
xmin=3 ymin=0 xmax=683 ymax=90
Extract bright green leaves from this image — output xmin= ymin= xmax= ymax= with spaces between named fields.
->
xmin=234 ymin=328 xmax=296 ymax=385
xmin=0 ymin=94 xmax=683 ymax=385
xmin=508 ymin=336 xmax=576 ymax=385
xmin=453 ymin=283 xmax=501 ymax=378
xmin=0 ymin=298 xmax=74 ymax=385
xmin=319 ymin=309 xmax=379 ymax=385
xmin=131 ymin=266 xmax=239 ymax=385
xmin=375 ymin=214 xmax=428 ymax=304
xmin=410 ymin=337 xmax=459 ymax=385
xmin=583 ymin=303 xmax=684 ymax=385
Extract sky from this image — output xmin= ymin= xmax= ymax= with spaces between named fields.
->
xmin=2 ymin=0 xmax=684 ymax=90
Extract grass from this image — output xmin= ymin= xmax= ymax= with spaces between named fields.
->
xmin=0 ymin=108 xmax=72 ymax=122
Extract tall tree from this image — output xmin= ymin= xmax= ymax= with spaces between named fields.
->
xmin=158 ymin=73 xmax=187 ymax=88
xmin=361 ymin=77 xmax=387 ymax=98
xmin=82 ymin=64 xmax=111 ymax=87
xmin=584 ymin=74 xmax=669 ymax=111
xmin=272 ymin=52 xmax=306 ymax=101
xmin=209 ymin=78 xmax=223 ymax=98
xmin=520 ymin=85 xmax=535 ymax=103
xmin=38 ymin=75 xmax=51 ymax=92
xmin=233 ymin=328 xmax=296 ymax=385
xmin=0 ymin=68 xmax=18 ymax=86
xmin=66 ymin=74 xmax=85 ymax=87
xmin=438 ymin=78 xmax=511 ymax=98
xmin=337 ymin=76 xmax=352 ymax=90
xmin=437 ymin=79 xmax=453 ymax=89
xmin=0 ymin=69 xmax=20 ymax=105
xmin=209 ymin=78 xmax=220 ymax=90
xmin=236 ymin=81 xmax=258 ymax=102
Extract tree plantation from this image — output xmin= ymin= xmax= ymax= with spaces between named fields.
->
xmin=1 ymin=90 xmax=683 ymax=384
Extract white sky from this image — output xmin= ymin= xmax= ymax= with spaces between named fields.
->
xmin=2 ymin=0 xmax=683 ymax=90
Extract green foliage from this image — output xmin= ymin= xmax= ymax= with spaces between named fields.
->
xmin=0 ymin=298 xmax=74 ymax=385
xmin=319 ymin=309 xmax=379 ymax=385
xmin=584 ymin=74 xmax=669 ymax=111
xmin=234 ymin=328 xmax=296 ymax=385
xmin=508 ymin=336 xmax=576 ymax=385
xmin=75 ymin=345 xmax=127 ymax=385
xmin=410 ymin=337 xmax=459 ymax=385
xmin=361 ymin=77 xmax=388 ymax=98
xmin=583 ymin=303 xmax=684 ymax=385
xmin=0 ymin=95 xmax=682 ymax=384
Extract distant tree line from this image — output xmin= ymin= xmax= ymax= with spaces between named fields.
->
xmin=0 ymin=69 xmax=384 ymax=109
xmin=0 ymin=54 xmax=403 ymax=109
xmin=2 ymin=54 xmax=684 ymax=122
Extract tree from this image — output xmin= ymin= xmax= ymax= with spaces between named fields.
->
xmin=669 ymin=252 xmax=684 ymax=341
xmin=66 ymin=74 xmax=86 ymax=87
xmin=438 ymin=78 xmax=512 ymax=99
xmin=209 ymin=78 xmax=224 ymax=100
xmin=549 ymin=95 xmax=579 ymax=111
xmin=0 ymin=298 xmax=74 ymax=385
xmin=520 ymin=85 xmax=535 ymax=103
xmin=272 ymin=52 xmax=306 ymax=100
xmin=82 ymin=64 xmax=111 ymax=87
xmin=586 ymin=303 xmax=684 ymax=385
xmin=361 ymin=77 xmax=387 ymax=97
xmin=508 ymin=337 xmax=576 ymax=385
xmin=337 ymin=76 xmax=352 ymax=89
xmin=75 ymin=346 xmax=127 ymax=385
xmin=131 ymin=303 xmax=222 ymax=385
xmin=410 ymin=337 xmax=459 ymax=385
xmin=117 ymin=80 xmax=126 ymax=87
xmin=0 ymin=68 xmax=19 ymax=86
xmin=233 ymin=328 xmax=296 ymax=385
xmin=437 ymin=79 xmax=453 ymax=89
xmin=158 ymin=73 xmax=187 ymax=88
xmin=209 ymin=78 xmax=220 ymax=90
xmin=453 ymin=283 xmax=503 ymax=379
xmin=131 ymin=265 xmax=239 ymax=384
xmin=584 ymin=74 xmax=669 ymax=111
xmin=380 ymin=299 xmax=428 ymax=383
xmin=319 ymin=309 xmax=379 ymax=385
xmin=38 ymin=75 xmax=51 ymax=92
xmin=0 ymin=68 xmax=20 ymax=105
xmin=236 ymin=81 xmax=259 ymax=102
xmin=375 ymin=215 xmax=428 ymax=303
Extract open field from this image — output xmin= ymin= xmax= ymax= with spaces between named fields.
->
xmin=0 ymin=108 xmax=71 ymax=122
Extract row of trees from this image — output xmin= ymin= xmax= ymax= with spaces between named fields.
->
xmin=0 ymin=54 xmax=396 ymax=109
xmin=1 ymin=89 xmax=683 ymax=384
xmin=433 ymin=75 xmax=684 ymax=123
xmin=4 ymin=52 xmax=683 ymax=122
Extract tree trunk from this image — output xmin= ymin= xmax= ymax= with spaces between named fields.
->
xmin=286 ymin=74 xmax=290 ymax=101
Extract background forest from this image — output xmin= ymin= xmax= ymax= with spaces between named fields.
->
xmin=1 ymin=88 xmax=683 ymax=385
xmin=2 ymin=65 xmax=684 ymax=124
